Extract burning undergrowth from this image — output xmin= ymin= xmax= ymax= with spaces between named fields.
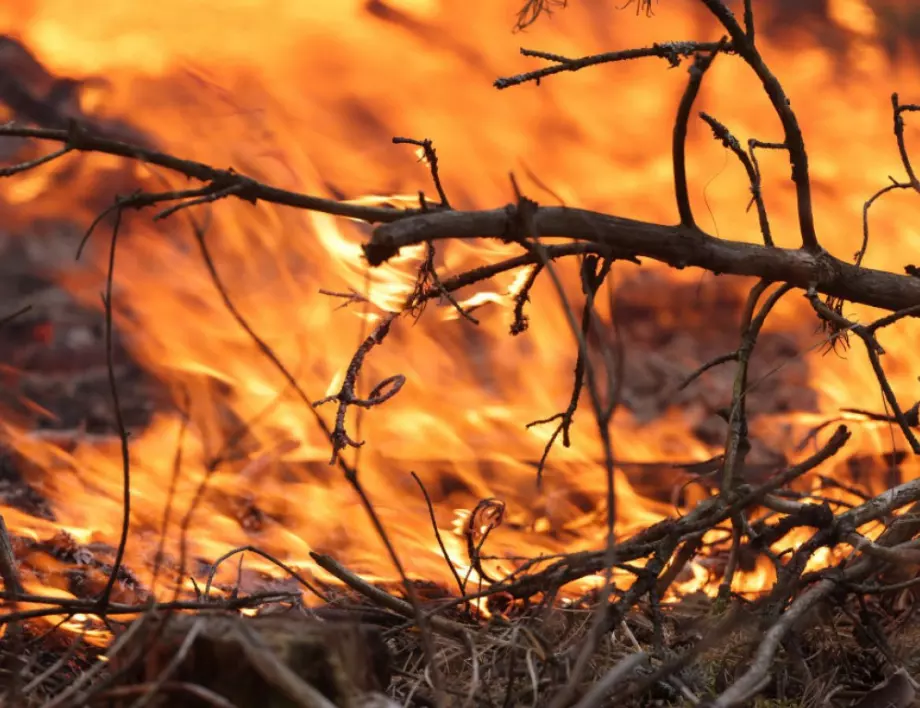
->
xmin=1 ymin=0 xmax=920 ymax=706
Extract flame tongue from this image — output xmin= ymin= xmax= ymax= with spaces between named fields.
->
xmin=0 ymin=0 xmax=918 ymax=631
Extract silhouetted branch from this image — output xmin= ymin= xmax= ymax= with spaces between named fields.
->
xmin=525 ymin=255 xmax=612 ymax=486
xmin=366 ymin=205 xmax=920 ymax=313
xmin=700 ymin=0 xmax=820 ymax=252
xmin=700 ymin=112 xmax=773 ymax=246
xmin=717 ymin=481 xmax=920 ymax=707
xmin=0 ymin=123 xmax=425 ymax=223
xmin=96 ymin=206 xmax=131 ymax=609
xmin=393 ymin=136 xmax=451 ymax=209
xmin=717 ymin=281 xmax=794 ymax=599
xmin=202 ymin=545 xmax=326 ymax=602
xmin=495 ymin=41 xmax=733 ymax=89
xmin=807 ymin=289 xmax=920 ymax=453
xmin=0 ymin=516 xmax=22 ymax=598
xmin=0 ymin=304 xmax=31 ymax=330
xmin=411 ymin=472 xmax=465 ymax=597
xmin=856 ymin=93 xmax=920 ymax=266
xmin=673 ymin=42 xmax=726 ymax=227
xmin=0 ymin=593 xmax=294 ymax=625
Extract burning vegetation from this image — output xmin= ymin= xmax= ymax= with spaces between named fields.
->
xmin=1 ymin=0 xmax=920 ymax=705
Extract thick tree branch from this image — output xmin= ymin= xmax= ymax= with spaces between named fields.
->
xmin=366 ymin=206 xmax=920 ymax=313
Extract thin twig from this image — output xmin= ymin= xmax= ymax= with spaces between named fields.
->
xmin=203 ymin=544 xmax=327 ymax=602
xmin=0 ymin=592 xmax=293 ymax=625
xmin=310 ymin=552 xmax=469 ymax=640
xmin=128 ymin=619 xmax=204 ymax=708
xmin=0 ymin=145 xmax=71 ymax=176
xmin=700 ymin=0 xmax=820 ymax=252
xmin=0 ymin=123 xmax=423 ymax=223
xmin=0 ymin=304 xmax=31 ymax=329
xmin=150 ymin=390 xmax=191 ymax=596
xmin=807 ymin=289 xmax=920 ymax=453
xmin=700 ymin=112 xmax=773 ymax=246
xmin=678 ymin=350 xmax=738 ymax=390
xmin=0 ymin=515 xmax=23 ymax=597
xmin=495 ymin=41 xmax=733 ymax=89
xmin=411 ymin=471 xmax=465 ymax=597
xmin=673 ymin=41 xmax=726 ymax=227
xmin=856 ymin=93 xmax=920 ymax=265
xmin=393 ymin=137 xmax=451 ymax=208
xmin=97 ymin=205 xmax=131 ymax=609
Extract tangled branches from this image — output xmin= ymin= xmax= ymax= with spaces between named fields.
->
xmin=2 ymin=0 xmax=920 ymax=706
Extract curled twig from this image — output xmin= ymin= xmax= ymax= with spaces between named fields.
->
xmin=464 ymin=498 xmax=507 ymax=588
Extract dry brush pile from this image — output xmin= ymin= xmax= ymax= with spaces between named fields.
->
xmin=2 ymin=1 xmax=920 ymax=706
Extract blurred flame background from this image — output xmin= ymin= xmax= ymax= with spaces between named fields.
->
xmin=0 ymin=0 xmax=919 ymax=636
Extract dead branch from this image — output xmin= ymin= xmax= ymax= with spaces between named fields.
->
xmin=699 ymin=0 xmax=819 ymax=252
xmin=417 ymin=426 xmax=849 ymax=620
xmin=0 ymin=515 xmax=23 ymax=597
xmin=807 ymin=288 xmax=920 ymax=453
xmin=366 ymin=206 xmax=920 ymax=314
xmin=411 ymin=472 xmax=465 ymax=598
xmin=699 ymin=112 xmax=773 ymax=246
xmin=0 ymin=123 xmax=422 ymax=223
xmin=715 ymin=522 xmax=920 ymax=707
xmin=858 ymin=94 xmax=920 ymax=263
xmin=2 ymin=4 xmax=919 ymax=705
xmin=673 ymin=41 xmax=726 ymax=228
xmin=202 ymin=545 xmax=326 ymax=602
xmin=0 ymin=592 xmax=294 ymax=625
xmin=310 ymin=552 xmax=470 ymax=640
xmin=93 ymin=203 xmax=132 ymax=610
xmin=392 ymin=136 xmax=451 ymax=209
xmin=525 ymin=254 xmax=612 ymax=484
xmin=494 ymin=42 xmax=733 ymax=89
xmin=0 ymin=304 xmax=31 ymax=329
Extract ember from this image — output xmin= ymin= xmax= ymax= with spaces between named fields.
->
xmin=0 ymin=0 xmax=919 ymax=706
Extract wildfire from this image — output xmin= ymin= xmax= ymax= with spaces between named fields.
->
xmin=0 ymin=0 xmax=919 ymax=641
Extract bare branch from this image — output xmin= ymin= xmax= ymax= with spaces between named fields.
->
xmin=856 ymin=93 xmax=920 ymax=266
xmin=699 ymin=0 xmax=820 ymax=252
xmin=807 ymin=290 xmax=920 ymax=453
xmin=96 ymin=206 xmax=131 ymax=610
xmin=495 ymin=41 xmax=732 ymax=90
xmin=700 ymin=112 xmax=773 ymax=246
xmin=0 ymin=305 xmax=31 ymax=329
xmin=0 ymin=123 xmax=425 ymax=223
xmin=392 ymin=136 xmax=451 ymax=208
xmin=673 ymin=41 xmax=726 ymax=227
xmin=366 ymin=205 xmax=920 ymax=313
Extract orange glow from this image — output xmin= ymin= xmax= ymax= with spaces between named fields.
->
xmin=0 ymin=1 xmax=919 ymax=638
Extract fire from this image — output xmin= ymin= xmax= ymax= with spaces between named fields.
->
xmin=0 ymin=0 xmax=919 ymax=637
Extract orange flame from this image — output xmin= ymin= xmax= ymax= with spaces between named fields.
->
xmin=0 ymin=1 xmax=919 ymax=639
